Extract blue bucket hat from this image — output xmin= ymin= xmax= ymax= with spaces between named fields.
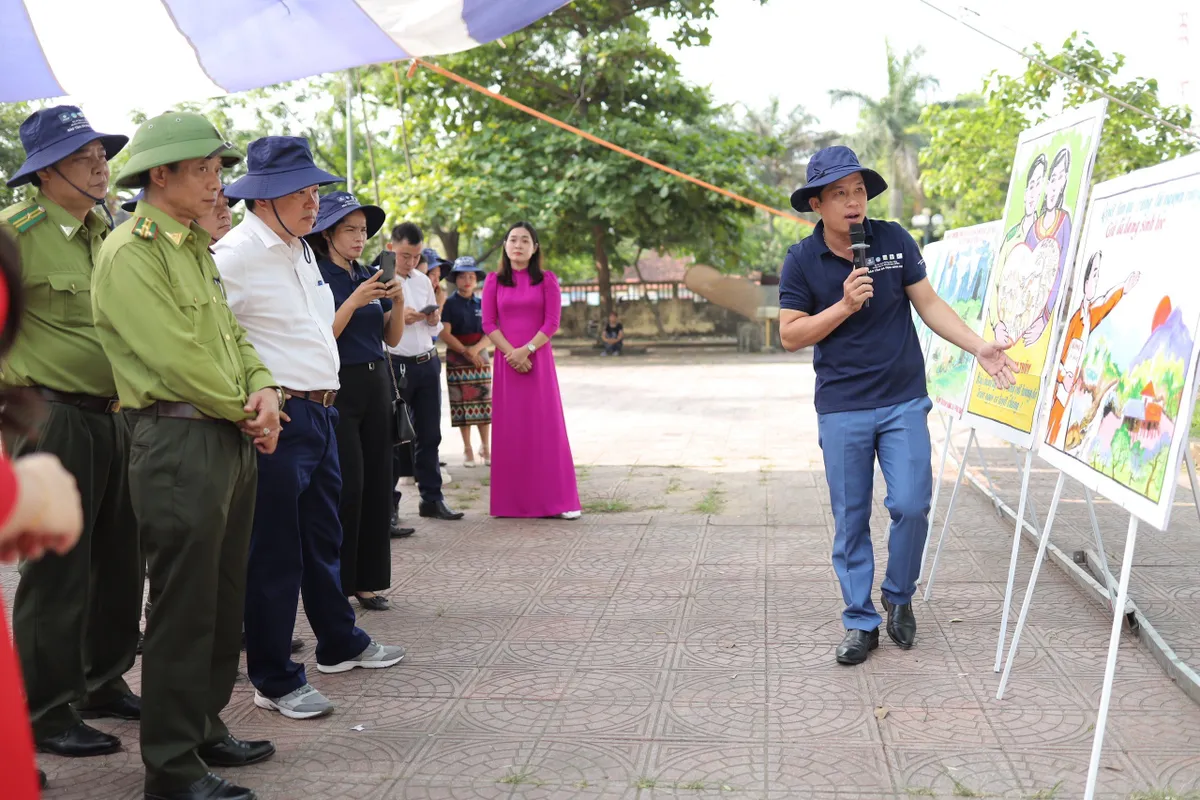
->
xmin=310 ymin=191 xmax=385 ymax=238
xmin=422 ymin=247 xmax=452 ymax=275
xmin=121 ymin=185 xmax=241 ymax=214
xmin=790 ymin=145 xmax=887 ymax=213
xmin=224 ymin=136 xmax=342 ymax=200
xmin=6 ymin=105 xmax=128 ymax=188
xmin=445 ymin=255 xmax=485 ymax=284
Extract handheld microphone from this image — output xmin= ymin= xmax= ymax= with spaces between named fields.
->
xmin=849 ymin=222 xmax=869 ymax=308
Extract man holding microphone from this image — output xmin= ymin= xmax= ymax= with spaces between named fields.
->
xmin=778 ymin=146 xmax=1017 ymax=666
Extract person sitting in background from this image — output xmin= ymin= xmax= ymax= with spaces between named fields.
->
xmin=440 ymin=257 xmax=492 ymax=468
xmin=601 ymin=311 xmax=624 ymax=356
xmin=0 ymin=227 xmax=87 ymax=797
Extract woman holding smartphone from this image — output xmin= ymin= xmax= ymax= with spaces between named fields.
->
xmin=305 ymin=192 xmax=405 ymax=611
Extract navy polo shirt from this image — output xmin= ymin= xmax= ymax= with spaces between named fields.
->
xmin=778 ymin=218 xmax=928 ymax=415
xmin=442 ymin=291 xmax=483 ymax=337
xmin=317 ymin=258 xmax=393 ymax=366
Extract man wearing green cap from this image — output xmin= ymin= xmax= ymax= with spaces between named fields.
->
xmin=1 ymin=105 xmax=142 ymax=761
xmin=92 ymin=112 xmax=282 ymax=800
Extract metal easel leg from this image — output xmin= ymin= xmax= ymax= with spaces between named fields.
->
xmin=918 ymin=414 xmax=955 ymax=585
xmin=923 ymin=429 xmax=975 ymax=602
xmin=994 ymin=449 xmax=1035 ymax=673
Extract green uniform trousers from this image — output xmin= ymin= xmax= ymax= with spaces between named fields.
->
xmin=11 ymin=402 xmax=141 ymax=740
xmin=128 ymin=414 xmax=257 ymax=794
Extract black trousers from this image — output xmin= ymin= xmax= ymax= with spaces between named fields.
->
xmin=128 ymin=414 xmax=256 ymax=794
xmin=11 ymin=402 xmax=141 ymax=740
xmin=334 ymin=360 xmax=393 ymax=594
xmin=391 ymin=353 xmax=443 ymax=505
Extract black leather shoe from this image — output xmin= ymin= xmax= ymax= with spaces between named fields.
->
xmin=36 ymin=721 xmax=121 ymax=757
xmin=390 ymin=507 xmax=416 ymax=537
xmin=881 ymin=593 xmax=917 ymax=649
xmin=356 ymin=594 xmax=390 ymax=611
xmin=38 ymin=770 xmax=47 ymax=789
xmin=198 ymin=735 xmax=276 ymax=767
xmin=419 ymin=501 xmax=464 ymax=520
xmin=835 ymin=628 xmax=879 ymax=665
xmin=145 ymin=772 xmax=257 ymax=800
xmin=290 ymin=637 xmax=305 ymax=654
xmin=78 ymin=692 xmax=141 ymax=721
xmin=136 ymin=631 xmax=144 ymax=655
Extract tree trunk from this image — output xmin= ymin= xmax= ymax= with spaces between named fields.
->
xmin=593 ymin=224 xmax=613 ymax=317
xmin=437 ymin=230 xmax=460 ymax=262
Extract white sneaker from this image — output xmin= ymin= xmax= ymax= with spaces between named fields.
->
xmin=559 ymin=510 xmax=582 ymax=520
xmin=253 ymin=684 xmax=334 ymax=720
xmin=317 ymin=641 xmax=407 ymax=674
xmin=397 ymin=476 xmax=416 ymax=487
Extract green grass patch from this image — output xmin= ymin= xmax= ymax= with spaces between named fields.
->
xmin=692 ymin=487 xmax=726 ymax=515
xmin=634 ymin=777 xmax=658 ymax=789
xmin=904 ymin=789 xmax=935 ymax=798
xmin=583 ymin=499 xmax=633 ymax=514
xmin=665 ymin=477 xmax=684 ymax=494
xmin=497 ymin=769 xmax=543 ymax=786
xmin=1029 ymin=780 xmax=1064 ymax=799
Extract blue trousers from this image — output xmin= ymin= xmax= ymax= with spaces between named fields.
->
xmin=392 ymin=354 xmax=443 ymax=505
xmin=244 ymin=398 xmax=370 ymax=699
xmin=817 ymin=396 xmax=933 ymax=632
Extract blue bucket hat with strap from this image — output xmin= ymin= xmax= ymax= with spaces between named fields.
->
xmin=224 ymin=136 xmax=342 ymax=200
xmin=310 ymin=191 xmax=385 ymax=238
xmin=6 ymin=105 xmax=128 ymax=188
xmin=445 ymin=255 xmax=485 ymax=284
xmin=790 ymin=145 xmax=887 ymax=213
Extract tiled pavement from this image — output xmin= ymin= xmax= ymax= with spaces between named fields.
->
xmin=4 ymin=351 xmax=1198 ymax=799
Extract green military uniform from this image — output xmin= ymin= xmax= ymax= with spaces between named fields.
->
xmin=91 ymin=113 xmax=277 ymax=796
xmin=1 ymin=192 xmax=142 ymax=741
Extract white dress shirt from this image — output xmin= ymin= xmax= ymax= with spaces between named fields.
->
xmin=386 ymin=269 xmax=444 ymax=357
xmin=213 ymin=212 xmax=341 ymax=390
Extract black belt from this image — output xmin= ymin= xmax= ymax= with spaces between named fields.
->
xmin=284 ymin=388 xmax=338 ymax=408
xmin=129 ymin=401 xmax=221 ymax=423
xmin=393 ymin=347 xmax=437 ymax=365
xmin=36 ymin=387 xmax=120 ymax=414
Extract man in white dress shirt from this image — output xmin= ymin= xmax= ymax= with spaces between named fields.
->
xmin=215 ymin=138 xmax=405 ymax=722
xmin=385 ymin=223 xmax=463 ymax=521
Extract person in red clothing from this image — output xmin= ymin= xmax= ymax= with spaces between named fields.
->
xmin=0 ymin=228 xmax=86 ymax=795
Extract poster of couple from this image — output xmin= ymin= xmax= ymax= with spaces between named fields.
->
xmin=962 ymin=100 xmax=1107 ymax=448
xmin=1037 ymin=152 xmax=1200 ymax=530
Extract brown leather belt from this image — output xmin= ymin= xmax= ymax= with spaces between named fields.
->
xmin=283 ymin=388 xmax=338 ymax=408
xmin=132 ymin=401 xmax=220 ymax=422
xmin=36 ymin=387 xmax=120 ymax=414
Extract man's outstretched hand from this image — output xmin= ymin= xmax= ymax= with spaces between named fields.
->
xmin=977 ymin=340 xmax=1019 ymax=390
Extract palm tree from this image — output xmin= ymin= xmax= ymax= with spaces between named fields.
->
xmin=830 ymin=42 xmax=938 ymax=221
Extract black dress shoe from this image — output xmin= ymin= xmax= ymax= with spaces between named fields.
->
xmin=290 ymin=637 xmax=305 ymax=654
xmin=145 ymin=772 xmax=257 ymax=800
xmin=198 ymin=735 xmax=276 ymax=767
xmin=356 ymin=594 xmax=390 ymax=611
xmin=419 ymin=501 xmax=464 ymax=520
xmin=38 ymin=770 xmax=47 ymax=789
xmin=36 ymin=721 xmax=121 ymax=757
xmin=78 ymin=692 xmax=141 ymax=721
xmin=136 ymin=631 xmax=144 ymax=655
xmin=881 ymin=593 xmax=917 ymax=649
xmin=835 ymin=628 xmax=879 ymax=665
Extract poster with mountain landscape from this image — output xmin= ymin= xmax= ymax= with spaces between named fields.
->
xmin=1037 ymin=152 xmax=1200 ymax=530
xmin=914 ymin=221 xmax=1002 ymax=417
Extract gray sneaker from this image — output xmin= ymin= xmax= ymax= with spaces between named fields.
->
xmin=317 ymin=641 xmax=406 ymax=674
xmin=253 ymin=684 xmax=334 ymax=720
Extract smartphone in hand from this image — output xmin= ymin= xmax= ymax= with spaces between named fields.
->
xmin=379 ymin=251 xmax=396 ymax=284
xmin=419 ymin=304 xmax=438 ymax=315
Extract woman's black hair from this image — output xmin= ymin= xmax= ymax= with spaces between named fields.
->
xmin=0 ymin=230 xmax=44 ymax=440
xmin=497 ymin=221 xmax=543 ymax=287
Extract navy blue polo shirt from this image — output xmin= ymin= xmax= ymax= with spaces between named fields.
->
xmin=778 ymin=218 xmax=928 ymax=415
xmin=442 ymin=291 xmax=483 ymax=337
xmin=317 ymin=258 xmax=393 ymax=366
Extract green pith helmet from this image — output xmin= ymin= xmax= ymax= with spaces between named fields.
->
xmin=115 ymin=112 xmax=242 ymax=189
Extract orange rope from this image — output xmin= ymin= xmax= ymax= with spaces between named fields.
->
xmin=407 ymin=58 xmax=813 ymax=228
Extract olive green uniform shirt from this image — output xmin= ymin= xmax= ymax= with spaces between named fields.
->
xmin=0 ymin=192 xmax=117 ymax=396
xmin=92 ymin=200 xmax=276 ymax=422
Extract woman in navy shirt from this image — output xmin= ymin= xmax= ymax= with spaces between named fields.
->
xmin=440 ymin=257 xmax=492 ymax=467
xmin=304 ymin=192 xmax=406 ymax=612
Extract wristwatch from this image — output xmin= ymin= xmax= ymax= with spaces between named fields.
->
xmin=526 ymin=343 xmax=537 ymax=353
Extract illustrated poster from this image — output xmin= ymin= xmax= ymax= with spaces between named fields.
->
xmin=962 ymin=100 xmax=1107 ymax=448
xmin=915 ymin=221 xmax=1002 ymax=417
xmin=1037 ymin=152 xmax=1200 ymax=531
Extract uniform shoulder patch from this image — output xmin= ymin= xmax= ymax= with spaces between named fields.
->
xmin=2 ymin=202 xmax=47 ymax=234
xmin=131 ymin=216 xmax=158 ymax=241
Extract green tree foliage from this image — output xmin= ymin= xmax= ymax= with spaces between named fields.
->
xmin=921 ymin=34 xmax=1196 ymax=228
xmin=0 ymin=101 xmax=35 ymax=208
xmin=831 ymin=42 xmax=938 ymax=222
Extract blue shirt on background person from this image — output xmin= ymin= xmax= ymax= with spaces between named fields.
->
xmin=441 ymin=291 xmax=483 ymax=337
xmin=778 ymin=216 xmax=928 ymax=415
xmin=318 ymin=259 xmax=393 ymax=365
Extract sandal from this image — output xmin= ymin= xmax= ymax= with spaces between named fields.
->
xmin=464 ymin=450 xmax=477 ymax=468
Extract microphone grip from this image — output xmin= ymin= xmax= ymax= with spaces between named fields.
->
xmin=852 ymin=248 xmax=870 ymax=308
